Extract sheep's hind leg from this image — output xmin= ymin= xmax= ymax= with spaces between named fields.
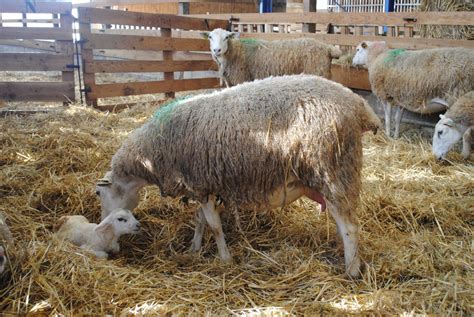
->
xmin=328 ymin=202 xmax=361 ymax=278
xmin=383 ymin=102 xmax=392 ymax=137
xmin=462 ymin=128 xmax=472 ymax=159
xmin=201 ymin=197 xmax=232 ymax=263
xmin=393 ymin=105 xmax=405 ymax=139
xmin=190 ymin=207 xmax=207 ymax=252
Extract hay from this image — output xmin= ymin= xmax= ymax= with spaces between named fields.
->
xmin=332 ymin=51 xmax=355 ymax=67
xmin=0 ymin=100 xmax=473 ymax=315
xmin=419 ymin=0 xmax=473 ymax=40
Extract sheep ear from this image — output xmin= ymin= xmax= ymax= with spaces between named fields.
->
xmin=361 ymin=42 xmax=368 ymax=49
xmin=439 ymin=114 xmax=445 ymax=119
xmin=95 ymin=222 xmax=114 ymax=240
xmin=443 ymin=119 xmax=454 ymax=127
xmin=200 ymin=32 xmax=210 ymax=39
xmin=229 ymin=32 xmax=240 ymax=39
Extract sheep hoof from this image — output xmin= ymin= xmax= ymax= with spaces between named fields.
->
xmin=346 ymin=257 xmax=362 ymax=278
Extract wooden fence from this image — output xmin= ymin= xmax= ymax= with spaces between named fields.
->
xmin=0 ymin=0 xmax=75 ymax=103
xmin=77 ymin=7 xmax=227 ymax=108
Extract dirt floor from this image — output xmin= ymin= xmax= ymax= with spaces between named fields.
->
xmin=0 ymin=92 xmax=473 ymax=315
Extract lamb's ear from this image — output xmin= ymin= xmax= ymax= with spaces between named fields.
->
xmin=443 ymin=119 xmax=454 ymax=127
xmin=229 ymin=32 xmax=240 ymax=39
xmin=95 ymin=222 xmax=114 ymax=240
xmin=200 ymin=32 xmax=210 ymax=39
xmin=361 ymin=42 xmax=368 ymax=49
xmin=439 ymin=114 xmax=446 ymax=119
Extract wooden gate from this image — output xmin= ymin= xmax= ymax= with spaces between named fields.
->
xmin=77 ymin=7 xmax=227 ymax=108
xmin=0 ymin=0 xmax=75 ymax=103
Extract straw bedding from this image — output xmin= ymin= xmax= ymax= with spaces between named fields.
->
xmin=0 ymin=99 xmax=472 ymax=315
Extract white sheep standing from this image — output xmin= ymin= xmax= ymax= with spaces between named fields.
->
xmin=352 ymin=41 xmax=474 ymax=138
xmin=433 ymin=91 xmax=474 ymax=160
xmin=95 ymin=74 xmax=381 ymax=278
xmin=202 ymin=28 xmax=342 ymax=87
xmin=54 ymin=208 xmax=140 ymax=259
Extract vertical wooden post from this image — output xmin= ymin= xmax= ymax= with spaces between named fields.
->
xmin=161 ymin=27 xmax=175 ymax=99
xmin=59 ymin=9 xmax=75 ymax=105
xmin=303 ymin=0 xmax=316 ymax=33
xmin=78 ymin=8 xmax=98 ymax=107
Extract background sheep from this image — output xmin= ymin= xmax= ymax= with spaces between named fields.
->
xmin=0 ymin=213 xmax=13 ymax=275
xmin=433 ymin=91 xmax=474 ymax=160
xmin=202 ymin=28 xmax=342 ymax=87
xmin=96 ymin=74 xmax=381 ymax=277
xmin=352 ymin=41 xmax=474 ymax=138
xmin=55 ymin=208 xmax=140 ymax=258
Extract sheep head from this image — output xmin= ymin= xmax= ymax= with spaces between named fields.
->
xmin=202 ymin=28 xmax=240 ymax=58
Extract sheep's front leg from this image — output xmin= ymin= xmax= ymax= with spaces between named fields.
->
xmin=328 ymin=202 xmax=361 ymax=278
xmin=190 ymin=207 xmax=207 ymax=252
xmin=393 ymin=105 xmax=405 ymax=139
xmin=462 ymin=127 xmax=472 ymax=159
xmin=383 ymin=102 xmax=392 ymax=137
xmin=81 ymin=245 xmax=108 ymax=259
xmin=200 ymin=197 xmax=232 ymax=263
xmin=110 ymin=241 xmax=120 ymax=254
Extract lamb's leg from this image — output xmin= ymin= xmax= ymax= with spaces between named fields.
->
xmin=328 ymin=202 xmax=361 ymax=278
xmin=81 ymin=245 xmax=108 ymax=259
xmin=393 ymin=105 xmax=405 ymax=139
xmin=200 ymin=197 xmax=232 ymax=263
xmin=462 ymin=127 xmax=472 ymax=159
xmin=190 ymin=207 xmax=207 ymax=252
xmin=383 ymin=102 xmax=392 ymax=137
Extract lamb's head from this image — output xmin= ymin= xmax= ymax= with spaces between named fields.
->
xmin=95 ymin=208 xmax=140 ymax=239
xmin=432 ymin=115 xmax=462 ymax=160
xmin=352 ymin=41 xmax=388 ymax=67
xmin=0 ymin=246 xmax=5 ymax=274
xmin=201 ymin=28 xmax=240 ymax=58
xmin=96 ymin=171 xmax=144 ymax=220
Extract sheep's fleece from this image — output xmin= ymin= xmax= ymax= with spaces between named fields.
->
xmin=110 ymin=74 xmax=380 ymax=210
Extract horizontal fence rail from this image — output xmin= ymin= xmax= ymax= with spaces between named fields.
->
xmin=0 ymin=0 xmax=75 ymax=103
xmin=78 ymin=7 xmax=227 ymax=107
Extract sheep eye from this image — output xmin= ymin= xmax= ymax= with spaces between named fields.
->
xmin=437 ymin=130 xmax=443 ymax=138
xmin=95 ymin=190 xmax=100 ymax=196
xmin=118 ymin=217 xmax=127 ymax=222
xmin=208 ymin=36 xmax=212 ymax=40
xmin=225 ymin=36 xmax=229 ymax=40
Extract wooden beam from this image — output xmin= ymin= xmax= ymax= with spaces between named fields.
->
xmin=0 ymin=27 xmax=72 ymax=40
xmin=238 ymin=32 xmax=474 ymax=49
xmin=190 ymin=11 xmax=474 ymax=26
xmin=0 ymin=53 xmax=72 ymax=71
xmin=89 ymin=78 xmax=219 ymax=98
xmin=78 ymin=7 xmax=227 ymax=31
xmin=0 ymin=1 xmax=72 ymax=14
xmin=85 ymin=60 xmax=216 ymax=73
xmin=84 ymin=33 xmax=210 ymax=51
xmin=74 ymin=0 xmax=255 ymax=7
xmin=0 ymin=82 xmax=75 ymax=102
xmin=330 ymin=64 xmax=370 ymax=91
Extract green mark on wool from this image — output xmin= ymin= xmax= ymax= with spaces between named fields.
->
xmin=384 ymin=48 xmax=406 ymax=64
xmin=153 ymin=95 xmax=192 ymax=122
xmin=239 ymin=38 xmax=259 ymax=46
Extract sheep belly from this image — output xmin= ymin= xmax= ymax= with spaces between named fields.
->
xmin=265 ymin=180 xmax=326 ymax=212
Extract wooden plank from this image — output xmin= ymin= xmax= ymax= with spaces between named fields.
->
xmin=78 ymin=7 xmax=227 ymax=31
xmin=74 ymin=0 xmax=255 ymax=7
xmin=79 ymin=21 xmax=98 ymax=106
xmin=93 ymin=49 xmax=212 ymax=61
xmin=0 ymin=1 xmax=71 ymax=14
xmin=330 ymin=64 xmax=370 ymax=91
xmin=190 ymin=11 xmax=474 ymax=26
xmin=162 ymin=27 xmax=174 ymax=98
xmin=84 ymin=33 xmax=210 ymax=51
xmin=0 ymin=53 xmax=72 ymax=71
xmin=0 ymin=27 xmax=72 ymax=40
xmin=0 ymin=39 xmax=66 ymax=53
xmin=89 ymin=78 xmax=219 ymax=98
xmin=0 ymin=82 xmax=75 ymax=102
xmin=239 ymin=32 xmax=474 ymax=50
